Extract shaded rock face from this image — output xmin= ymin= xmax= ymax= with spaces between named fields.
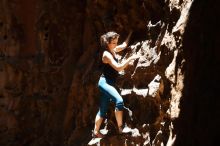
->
xmin=0 ymin=0 xmax=86 ymax=145
xmin=175 ymin=0 xmax=220 ymax=145
xmin=0 ymin=0 xmax=218 ymax=146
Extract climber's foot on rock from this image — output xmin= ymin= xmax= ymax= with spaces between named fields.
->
xmin=92 ymin=131 xmax=105 ymax=138
xmin=118 ymin=124 xmax=132 ymax=134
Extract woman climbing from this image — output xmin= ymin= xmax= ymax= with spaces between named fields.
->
xmin=93 ymin=31 xmax=139 ymax=138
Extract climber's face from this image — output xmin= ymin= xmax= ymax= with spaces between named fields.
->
xmin=107 ymin=37 xmax=118 ymax=51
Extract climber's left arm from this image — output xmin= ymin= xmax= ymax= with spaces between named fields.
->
xmin=114 ymin=30 xmax=133 ymax=52
xmin=113 ymin=42 xmax=127 ymax=52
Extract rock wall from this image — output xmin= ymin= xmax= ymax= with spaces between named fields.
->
xmin=1 ymin=0 xmax=218 ymax=146
xmin=66 ymin=0 xmax=192 ymax=145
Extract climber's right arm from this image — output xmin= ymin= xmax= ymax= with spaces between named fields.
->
xmin=102 ymin=51 xmax=138 ymax=72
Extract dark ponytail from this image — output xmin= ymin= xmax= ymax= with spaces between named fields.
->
xmin=100 ymin=34 xmax=108 ymax=49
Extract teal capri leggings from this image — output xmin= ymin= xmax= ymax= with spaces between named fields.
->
xmin=97 ymin=75 xmax=124 ymax=118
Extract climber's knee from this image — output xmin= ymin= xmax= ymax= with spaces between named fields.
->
xmin=115 ymin=97 xmax=124 ymax=111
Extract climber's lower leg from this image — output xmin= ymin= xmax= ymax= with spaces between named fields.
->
xmin=115 ymin=109 xmax=123 ymax=128
xmin=93 ymin=113 xmax=105 ymax=138
xmin=94 ymin=114 xmax=103 ymax=133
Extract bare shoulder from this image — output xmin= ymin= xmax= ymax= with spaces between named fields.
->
xmin=102 ymin=51 xmax=113 ymax=63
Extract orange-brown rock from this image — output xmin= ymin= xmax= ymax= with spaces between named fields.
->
xmin=0 ymin=0 xmax=219 ymax=146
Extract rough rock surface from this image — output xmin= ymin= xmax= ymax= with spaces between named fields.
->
xmin=0 ymin=0 xmax=219 ymax=146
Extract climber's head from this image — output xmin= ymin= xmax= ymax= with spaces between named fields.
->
xmin=100 ymin=31 xmax=119 ymax=51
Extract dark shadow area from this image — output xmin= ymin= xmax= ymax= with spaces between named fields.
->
xmin=174 ymin=0 xmax=220 ymax=145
